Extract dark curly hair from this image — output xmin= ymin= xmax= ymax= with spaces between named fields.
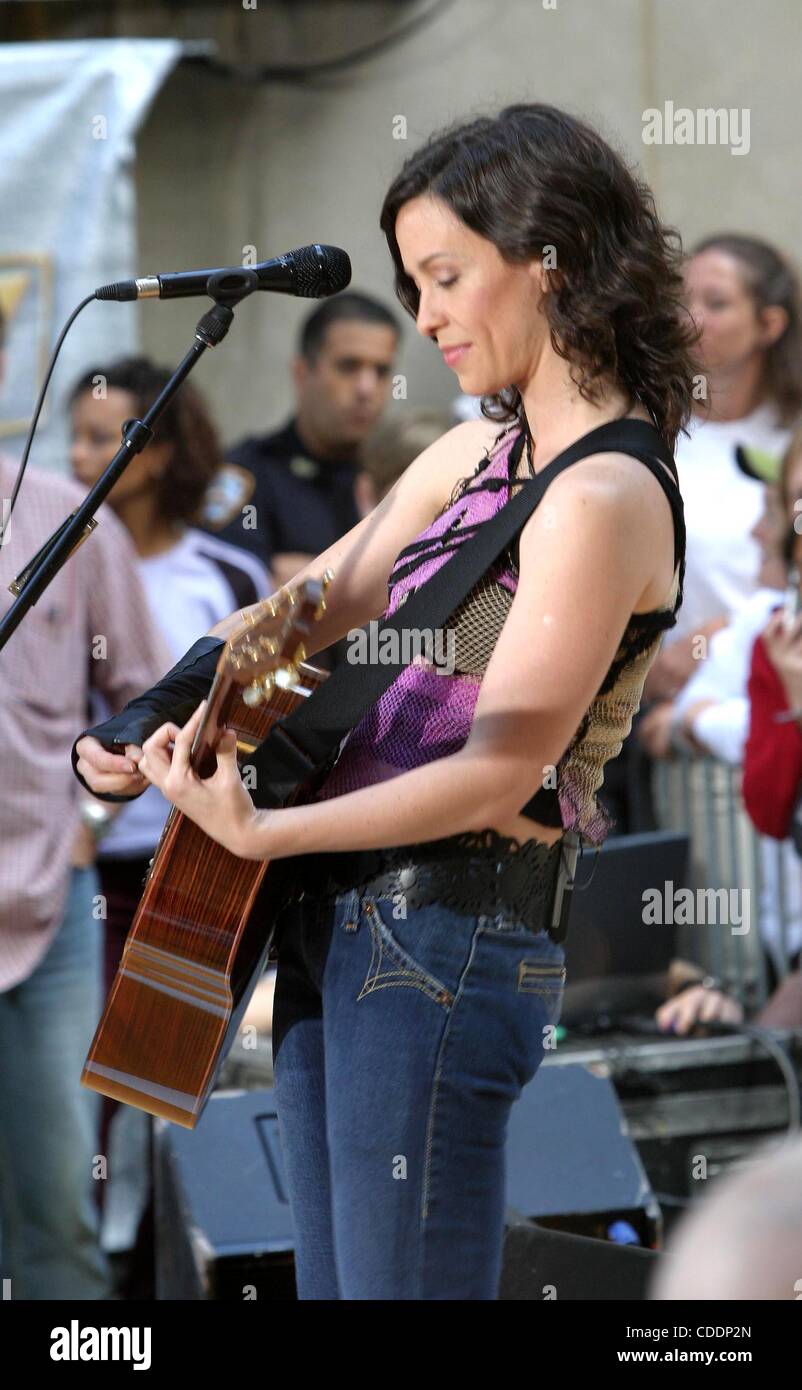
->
xmin=68 ymin=356 xmax=222 ymax=526
xmin=379 ymin=103 xmax=701 ymax=451
xmin=691 ymin=233 xmax=802 ymax=428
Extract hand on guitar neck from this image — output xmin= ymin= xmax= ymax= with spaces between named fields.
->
xmin=74 ymin=575 xmax=332 ymax=803
xmin=131 ymin=578 xmax=332 ymax=855
xmin=136 ymin=699 xmax=261 ymax=858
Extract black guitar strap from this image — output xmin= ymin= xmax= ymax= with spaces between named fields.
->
xmin=250 ymin=418 xmax=679 ymax=808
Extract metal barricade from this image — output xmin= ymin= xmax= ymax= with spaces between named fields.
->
xmin=652 ymin=751 xmax=800 ymax=1010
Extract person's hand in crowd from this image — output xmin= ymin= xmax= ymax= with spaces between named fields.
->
xmin=74 ymin=735 xmax=150 ymax=799
xmin=636 ymin=701 xmax=675 ymax=758
xmin=642 ymin=615 xmax=729 ymax=703
xmin=637 ymin=697 xmax=718 ymax=760
xmin=71 ymin=819 xmax=99 ymax=868
xmin=269 ymin=551 xmax=316 ymax=588
xmin=655 ymin=983 xmax=744 ymax=1035
xmin=71 ymin=797 xmax=125 ymax=866
xmin=677 ymin=697 xmax=718 ymax=748
xmin=762 ymin=608 xmax=802 ymax=712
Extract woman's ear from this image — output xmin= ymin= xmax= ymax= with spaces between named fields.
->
xmin=530 ymin=258 xmax=564 ymax=299
xmin=758 ymin=302 xmax=789 ymax=350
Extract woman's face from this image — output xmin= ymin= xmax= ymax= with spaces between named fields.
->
xmin=70 ymin=387 xmax=169 ymax=506
xmin=394 ymin=194 xmax=547 ymax=397
xmin=683 ymin=249 xmax=772 ymax=374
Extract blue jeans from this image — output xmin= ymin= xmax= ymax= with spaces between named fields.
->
xmin=0 ymin=866 xmax=112 ymax=1300
xmin=271 ymin=884 xmax=566 ymax=1300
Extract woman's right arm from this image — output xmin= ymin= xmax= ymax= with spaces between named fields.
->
xmin=73 ymin=419 xmax=503 ymax=798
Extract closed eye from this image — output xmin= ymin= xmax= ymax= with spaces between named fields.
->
xmin=408 ymin=275 xmax=458 ymax=291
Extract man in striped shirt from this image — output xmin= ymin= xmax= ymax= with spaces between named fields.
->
xmin=0 ymin=436 xmax=168 ymax=1299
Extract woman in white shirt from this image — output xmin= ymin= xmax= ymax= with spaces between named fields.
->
xmin=639 ymin=234 xmax=802 ymax=759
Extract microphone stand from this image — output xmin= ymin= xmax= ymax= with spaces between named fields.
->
xmin=0 ymin=269 xmax=260 ymax=654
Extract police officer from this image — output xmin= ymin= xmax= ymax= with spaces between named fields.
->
xmin=200 ymin=292 xmax=402 ymax=600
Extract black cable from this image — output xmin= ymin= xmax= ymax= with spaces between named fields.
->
xmin=1 ymin=293 xmax=96 ymax=539
xmin=716 ymin=1021 xmax=802 ymax=1131
xmin=615 ymin=1015 xmax=802 ymax=1134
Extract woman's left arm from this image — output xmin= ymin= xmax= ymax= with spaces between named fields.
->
xmin=138 ymin=457 xmax=656 ymax=861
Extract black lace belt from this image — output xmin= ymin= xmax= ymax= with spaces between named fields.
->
xmin=271 ymin=827 xmax=580 ymax=944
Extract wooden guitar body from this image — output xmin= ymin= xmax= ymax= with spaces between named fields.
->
xmin=82 ymin=580 xmax=332 ymax=1128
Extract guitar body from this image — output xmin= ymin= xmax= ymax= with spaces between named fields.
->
xmin=82 ymin=657 xmax=328 ymax=1129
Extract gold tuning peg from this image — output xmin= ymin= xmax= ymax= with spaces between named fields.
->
xmin=243 ymin=671 xmax=277 ymax=706
xmin=273 ymin=662 xmax=298 ymax=689
xmin=311 ymin=569 xmax=334 ymax=620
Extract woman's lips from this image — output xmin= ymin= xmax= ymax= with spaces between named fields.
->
xmin=442 ymin=343 xmax=470 ymax=367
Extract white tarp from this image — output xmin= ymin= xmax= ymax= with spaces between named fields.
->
xmin=0 ymin=39 xmax=182 ymax=473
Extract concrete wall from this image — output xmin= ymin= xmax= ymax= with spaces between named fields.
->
xmin=12 ymin=0 xmax=801 ymax=450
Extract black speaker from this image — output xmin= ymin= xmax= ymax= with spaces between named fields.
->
xmin=155 ymin=1065 xmax=660 ymax=1300
xmin=506 ymin=1062 xmax=662 ymax=1246
xmin=500 ymin=1215 xmax=661 ymax=1300
xmin=499 ymin=1061 xmax=664 ymax=1299
xmin=154 ymin=1090 xmax=296 ymax=1300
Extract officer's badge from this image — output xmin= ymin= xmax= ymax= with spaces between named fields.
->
xmin=289 ymin=455 xmax=320 ymax=479
xmin=201 ymin=464 xmax=256 ymax=528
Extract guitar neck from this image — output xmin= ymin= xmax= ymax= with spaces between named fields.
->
xmin=187 ymin=570 xmax=334 ymax=781
xmin=190 ymin=668 xmax=237 ymax=779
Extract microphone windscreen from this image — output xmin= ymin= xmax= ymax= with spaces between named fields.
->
xmin=293 ymin=244 xmax=351 ymax=297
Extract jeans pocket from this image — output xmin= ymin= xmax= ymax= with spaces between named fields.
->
xmin=517 ymin=960 xmax=566 ymax=1032
xmin=355 ymin=895 xmax=456 ymax=1011
xmin=516 ymin=957 xmax=566 ymax=997
xmin=477 ymin=915 xmax=566 ymax=1028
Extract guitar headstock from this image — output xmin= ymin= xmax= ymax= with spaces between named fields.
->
xmin=222 ymin=570 xmax=333 ymax=707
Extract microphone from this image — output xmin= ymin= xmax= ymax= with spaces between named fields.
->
xmin=95 ymin=243 xmax=351 ymax=302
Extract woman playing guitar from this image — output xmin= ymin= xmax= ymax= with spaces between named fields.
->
xmin=74 ymin=102 xmax=695 ymax=1300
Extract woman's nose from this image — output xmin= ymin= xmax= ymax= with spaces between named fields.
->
xmin=415 ymin=287 xmax=445 ymax=338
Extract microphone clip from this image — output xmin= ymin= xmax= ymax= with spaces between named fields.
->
xmin=204 ymin=267 xmax=261 ymax=306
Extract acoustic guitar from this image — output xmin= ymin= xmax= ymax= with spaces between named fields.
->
xmin=81 ymin=574 xmax=332 ymax=1129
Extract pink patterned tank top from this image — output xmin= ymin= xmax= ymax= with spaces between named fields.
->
xmin=311 ymin=423 xmax=684 ymax=845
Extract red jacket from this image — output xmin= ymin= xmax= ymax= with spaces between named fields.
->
xmin=743 ymin=622 xmax=802 ymax=839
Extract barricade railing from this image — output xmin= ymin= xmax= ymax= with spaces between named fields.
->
xmin=651 ymin=751 xmax=800 ymax=1010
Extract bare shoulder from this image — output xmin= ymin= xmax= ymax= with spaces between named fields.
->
xmin=546 ymin=446 xmax=674 ymax=495
xmin=522 ymin=449 xmax=677 ymax=611
xmin=399 ymin=416 xmax=511 ymax=514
